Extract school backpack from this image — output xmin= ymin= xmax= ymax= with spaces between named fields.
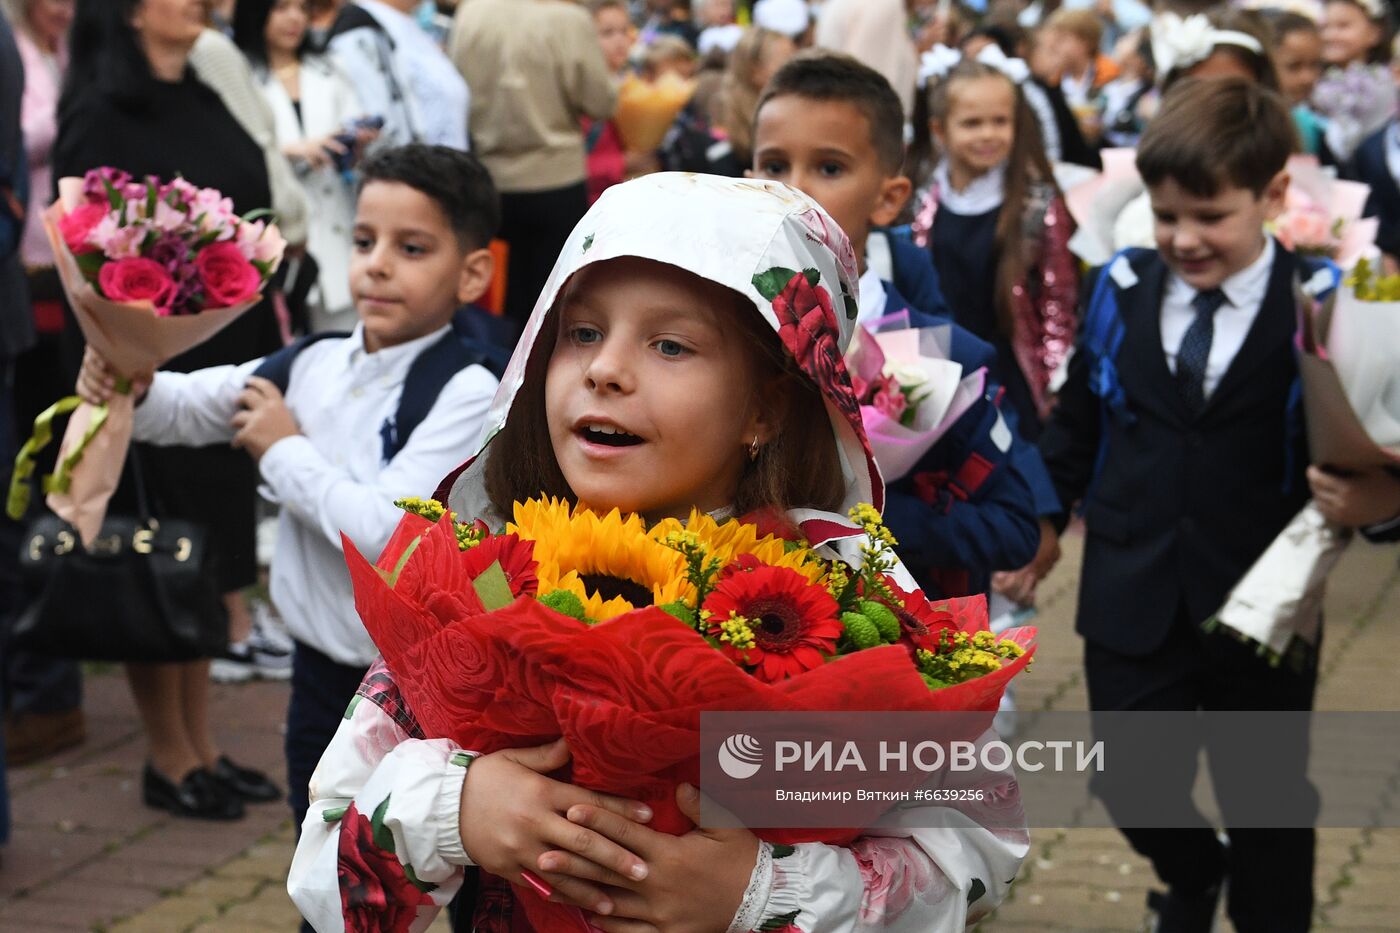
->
xmin=252 ymin=310 xmax=506 ymax=464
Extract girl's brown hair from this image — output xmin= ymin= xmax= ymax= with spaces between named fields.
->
xmin=719 ymin=28 xmax=784 ymax=165
xmin=907 ymin=61 xmax=1058 ymax=348
xmin=483 ymin=267 xmax=846 ymax=522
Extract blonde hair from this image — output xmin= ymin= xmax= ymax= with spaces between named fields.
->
xmin=719 ymin=27 xmax=784 ymax=164
xmin=1045 ymin=8 xmax=1104 ymax=51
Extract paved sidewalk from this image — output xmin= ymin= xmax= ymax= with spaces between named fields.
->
xmin=1 ymin=532 xmax=1396 ymax=932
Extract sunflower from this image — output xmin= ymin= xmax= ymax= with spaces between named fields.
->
xmin=702 ymin=565 xmax=843 ymax=683
xmin=509 ymin=498 xmax=688 ymax=621
xmin=649 ymin=510 xmax=824 ymax=586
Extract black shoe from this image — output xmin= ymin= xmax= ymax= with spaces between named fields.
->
xmin=143 ymin=763 xmax=245 ymax=820
xmin=211 ymin=755 xmax=282 ymax=803
xmin=1147 ymin=882 xmax=1223 ymax=933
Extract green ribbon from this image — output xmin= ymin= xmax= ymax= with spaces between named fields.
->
xmin=7 ymin=378 xmax=131 ymax=521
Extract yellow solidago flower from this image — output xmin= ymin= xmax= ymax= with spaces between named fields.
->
xmin=509 ymin=498 xmax=688 ymax=621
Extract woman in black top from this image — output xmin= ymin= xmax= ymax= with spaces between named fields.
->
xmin=53 ymin=0 xmax=279 ymax=821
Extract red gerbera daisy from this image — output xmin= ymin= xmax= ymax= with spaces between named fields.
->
xmin=461 ymin=532 xmax=539 ymax=598
xmin=703 ymin=565 xmax=842 ymax=683
xmin=884 ymin=579 xmax=962 ymax=653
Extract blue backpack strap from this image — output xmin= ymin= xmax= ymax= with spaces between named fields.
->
xmin=1080 ymin=248 xmax=1147 ymax=504
xmin=381 ymin=329 xmax=493 ymax=463
xmin=250 ymin=331 xmax=350 ymax=395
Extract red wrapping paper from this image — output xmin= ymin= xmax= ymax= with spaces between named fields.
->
xmin=346 ymin=514 xmax=1036 ymax=930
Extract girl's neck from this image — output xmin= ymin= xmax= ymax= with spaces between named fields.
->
xmin=141 ymin=38 xmax=192 ymax=83
xmin=267 ymin=47 xmax=299 ymax=71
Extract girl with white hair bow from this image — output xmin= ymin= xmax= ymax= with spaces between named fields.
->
xmin=906 ymin=49 xmax=1080 ymax=435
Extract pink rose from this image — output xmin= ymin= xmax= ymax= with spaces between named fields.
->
xmin=58 ymin=203 xmax=111 ymax=255
xmin=98 ymin=258 xmax=177 ymax=314
xmin=872 ymin=378 xmax=908 ymax=420
xmin=196 ymin=241 xmax=263 ymax=308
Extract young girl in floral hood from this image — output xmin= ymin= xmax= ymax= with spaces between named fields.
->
xmin=287 ymin=173 xmax=1028 ymax=932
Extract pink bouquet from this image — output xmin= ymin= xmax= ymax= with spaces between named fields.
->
xmin=845 ymin=321 xmax=987 ymax=481
xmin=7 ymin=169 xmax=284 ymax=544
xmin=1269 ymin=157 xmax=1378 ymax=268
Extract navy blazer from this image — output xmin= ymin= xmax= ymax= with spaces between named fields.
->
xmin=1353 ymin=124 xmax=1400 ymax=260
xmin=1039 ymin=247 xmax=1313 ymax=656
xmin=877 ymin=278 xmax=1039 ymax=597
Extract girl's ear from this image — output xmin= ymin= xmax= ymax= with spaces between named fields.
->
xmin=456 ymin=246 xmax=496 ymax=305
xmin=745 ymin=373 xmax=790 ymax=452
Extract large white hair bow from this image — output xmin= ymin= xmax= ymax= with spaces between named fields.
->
xmin=1151 ymin=12 xmax=1264 ymax=78
xmin=917 ymin=43 xmax=1032 ymax=89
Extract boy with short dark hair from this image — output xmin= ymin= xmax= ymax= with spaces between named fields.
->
xmin=751 ymin=50 xmax=1053 ymax=599
xmin=79 ymin=145 xmax=502 ymax=830
xmin=1034 ymin=77 xmax=1379 ymax=932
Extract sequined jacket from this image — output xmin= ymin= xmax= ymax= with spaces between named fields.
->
xmin=911 ymin=182 xmax=1079 ymax=419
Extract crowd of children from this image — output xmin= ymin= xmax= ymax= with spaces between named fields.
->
xmin=3 ymin=0 xmax=1400 ymax=930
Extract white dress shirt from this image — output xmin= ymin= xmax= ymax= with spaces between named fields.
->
xmin=1161 ymin=238 xmax=1275 ymax=399
xmin=132 ymin=324 xmax=498 ymax=665
xmin=857 ymin=265 xmax=889 ymax=326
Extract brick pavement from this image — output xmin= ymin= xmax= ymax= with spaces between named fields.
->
xmin=2 ymin=532 xmax=1397 ymax=932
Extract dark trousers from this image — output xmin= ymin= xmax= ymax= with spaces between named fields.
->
xmin=498 ymin=182 xmax=589 ymax=330
xmin=285 ymin=639 xmax=369 ymax=830
xmin=1085 ymin=607 xmax=1319 ymax=933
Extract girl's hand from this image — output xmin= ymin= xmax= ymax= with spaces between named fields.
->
xmin=459 ymin=739 xmax=655 ymax=918
xmin=557 ymin=783 xmax=760 ymax=933
xmin=77 ymin=346 xmax=150 ymax=406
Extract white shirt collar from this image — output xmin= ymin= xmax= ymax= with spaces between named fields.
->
xmin=933 ymin=159 xmax=1006 ymax=215
xmin=343 ymin=321 xmax=454 ymax=372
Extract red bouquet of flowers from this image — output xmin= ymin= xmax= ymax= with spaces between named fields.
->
xmin=346 ymin=497 xmax=1036 ymax=930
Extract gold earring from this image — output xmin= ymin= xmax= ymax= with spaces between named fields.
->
xmin=748 ymin=435 xmax=761 ymax=461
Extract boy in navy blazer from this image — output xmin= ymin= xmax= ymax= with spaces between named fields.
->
xmin=749 ymin=51 xmax=1052 ymax=598
xmin=1032 ymin=78 xmax=1400 ymax=933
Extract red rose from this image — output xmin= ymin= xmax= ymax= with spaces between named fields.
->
xmin=337 ymin=802 xmax=434 ymax=931
xmin=58 ymin=202 xmax=110 ymax=255
xmin=195 ymin=240 xmax=262 ymax=308
xmin=772 ymin=272 xmax=836 ymax=360
xmin=98 ymin=258 xmax=177 ymax=314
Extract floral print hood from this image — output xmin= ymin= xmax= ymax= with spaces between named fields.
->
xmin=441 ymin=172 xmax=881 ymax=547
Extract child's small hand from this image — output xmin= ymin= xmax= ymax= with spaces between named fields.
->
xmin=459 ymin=738 xmax=655 ymax=919
xmin=1308 ymin=465 xmax=1400 ymax=527
xmin=562 ymin=783 xmax=760 ymax=933
xmin=77 ymin=346 xmax=151 ymax=406
xmin=230 ymin=376 xmax=300 ymax=462
xmin=993 ymin=519 xmax=1061 ymax=606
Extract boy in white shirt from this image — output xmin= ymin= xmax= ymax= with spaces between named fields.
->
xmin=79 ymin=145 xmax=501 ymax=830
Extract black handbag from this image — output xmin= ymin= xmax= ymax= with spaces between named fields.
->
xmin=12 ymin=453 xmax=228 ymax=663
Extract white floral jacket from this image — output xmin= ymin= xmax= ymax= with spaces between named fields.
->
xmin=287 ymin=664 xmax=1030 ymax=933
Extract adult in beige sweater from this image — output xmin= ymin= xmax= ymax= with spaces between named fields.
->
xmin=449 ymin=0 xmax=616 ymax=327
